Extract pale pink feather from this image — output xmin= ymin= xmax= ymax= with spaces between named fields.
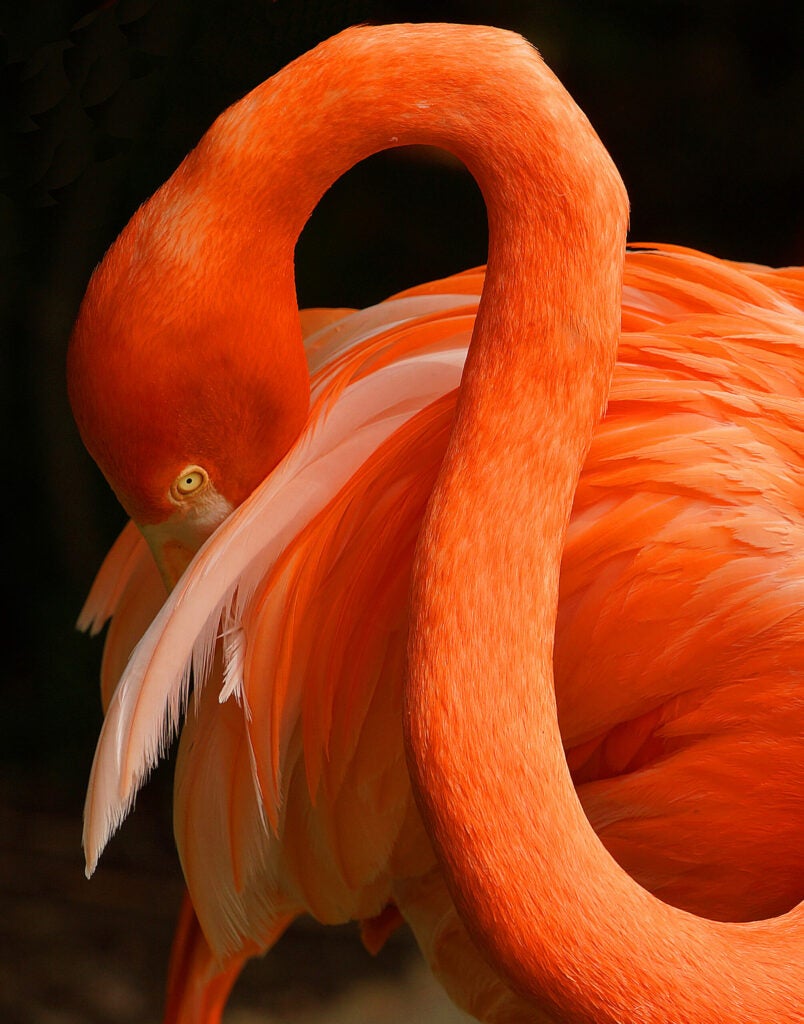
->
xmin=82 ymin=292 xmax=474 ymax=876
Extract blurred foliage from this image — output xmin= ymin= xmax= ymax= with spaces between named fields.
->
xmin=2 ymin=0 xmax=803 ymax=792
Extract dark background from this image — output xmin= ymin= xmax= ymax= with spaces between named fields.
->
xmin=3 ymin=1 xmax=803 ymax=1021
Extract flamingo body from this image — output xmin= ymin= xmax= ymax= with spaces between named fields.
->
xmin=68 ymin=24 xmax=804 ymax=1024
xmin=80 ymin=249 xmax=804 ymax=1020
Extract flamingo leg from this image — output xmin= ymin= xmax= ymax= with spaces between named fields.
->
xmin=163 ymin=889 xmax=292 ymax=1024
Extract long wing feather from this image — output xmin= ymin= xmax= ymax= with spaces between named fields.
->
xmin=76 ymin=520 xmax=150 ymax=635
xmin=82 ymin=293 xmax=474 ymax=874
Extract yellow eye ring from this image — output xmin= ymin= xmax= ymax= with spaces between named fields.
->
xmin=171 ymin=466 xmax=209 ymax=500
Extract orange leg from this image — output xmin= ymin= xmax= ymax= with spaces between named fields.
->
xmin=163 ymin=889 xmax=292 ymax=1024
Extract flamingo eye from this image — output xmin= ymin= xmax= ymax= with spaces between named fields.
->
xmin=171 ymin=466 xmax=208 ymax=500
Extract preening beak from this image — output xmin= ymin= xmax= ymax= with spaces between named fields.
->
xmin=138 ymin=488 xmax=234 ymax=590
xmin=139 ymin=524 xmax=198 ymax=590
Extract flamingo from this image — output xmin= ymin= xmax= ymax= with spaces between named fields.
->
xmin=67 ymin=23 xmax=804 ymax=1024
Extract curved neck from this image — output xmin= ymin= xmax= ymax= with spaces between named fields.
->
xmin=184 ymin=23 xmax=624 ymax=374
xmin=305 ymin=26 xmax=804 ymax=1024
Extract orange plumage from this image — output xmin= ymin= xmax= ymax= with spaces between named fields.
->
xmin=68 ymin=24 xmax=803 ymax=1024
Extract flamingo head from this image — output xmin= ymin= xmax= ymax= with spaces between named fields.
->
xmin=67 ymin=197 xmax=310 ymax=589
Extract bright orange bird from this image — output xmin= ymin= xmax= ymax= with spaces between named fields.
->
xmin=67 ymin=23 xmax=804 ymax=1024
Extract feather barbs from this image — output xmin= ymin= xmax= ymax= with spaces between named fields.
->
xmin=81 ymin=293 xmax=471 ymax=873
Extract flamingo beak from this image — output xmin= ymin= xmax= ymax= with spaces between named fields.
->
xmin=139 ymin=523 xmax=199 ymax=591
xmin=138 ymin=499 xmax=234 ymax=591
xmin=147 ymin=528 xmax=197 ymax=585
